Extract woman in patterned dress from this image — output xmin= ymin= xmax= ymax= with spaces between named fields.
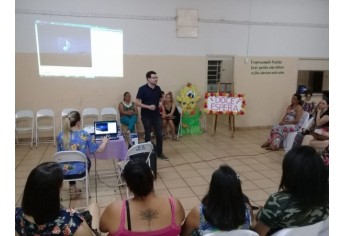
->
xmin=56 ymin=111 xmax=109 ymax=194
xmin=261 ymin=93 xmax=303 ymax=151
xmin=302 ymin=89 xmax=316 ymax=118
xmin=15 ymin=162 xmax=98 ymax=236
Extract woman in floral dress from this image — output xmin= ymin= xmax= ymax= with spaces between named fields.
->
xmin=261 ymin=93 xmax=303 ymax=150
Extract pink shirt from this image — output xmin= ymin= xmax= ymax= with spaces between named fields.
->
xmin=108 ymin=197 xmax=181 ymax=236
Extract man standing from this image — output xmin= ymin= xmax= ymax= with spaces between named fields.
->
xmin=136 ymin=71 xmax=168 ymax=160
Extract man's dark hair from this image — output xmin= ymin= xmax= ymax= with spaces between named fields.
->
xmin=146 ymin=71 xmax=157 ymax=79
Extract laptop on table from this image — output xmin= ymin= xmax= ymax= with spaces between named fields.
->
xmin=94 ymin=120 xmax=119 ymax=141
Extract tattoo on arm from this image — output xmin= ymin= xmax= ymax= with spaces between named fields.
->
xmin=140 ymin=208 xmax=158 ymax=230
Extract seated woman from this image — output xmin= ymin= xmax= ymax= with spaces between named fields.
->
xmin=56 ymin=110 xmax=109 ymax=194
xmin=292 ymin=96 xmax=329 ymax=149
xmin=253 ymin=146 xmax=329 ymax=236
xmin=301 ymin=96 xmax=329 ymax=146
xmin=301 ymin=89 xmax=316 ymax=118
xmin=15 ymin=162 xmax=99 ymax=236
xmin=161 ymin=91 xmax=180 ymax=140
xmin=119 ymin=92 xmax=138 ymax=133
xmin=261 ymin=93 xmax=303 ymax=151
xmin=180 ymin=165 xmax=254 ymax=236
xmin=100 ymin=158 xmax=185 ymax=236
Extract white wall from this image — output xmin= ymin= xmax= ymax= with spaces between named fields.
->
xmin=16 ymin=0 xmax=328 ymax=57
xmin=15 ymin=0 xmax=329 ymax=129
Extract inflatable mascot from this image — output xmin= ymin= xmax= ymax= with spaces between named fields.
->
xmin=176 ymin=83 xmax=203 ymax=135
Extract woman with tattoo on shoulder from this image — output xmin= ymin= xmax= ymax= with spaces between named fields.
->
xmin=100 ymin=158 xmax=185 ymax=236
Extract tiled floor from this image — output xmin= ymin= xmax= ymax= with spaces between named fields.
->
xmin=15 ymin=115 xmax=285 ymax=234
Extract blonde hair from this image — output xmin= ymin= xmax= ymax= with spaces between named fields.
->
xmin=62 ymin=111 xmax=80 ymax=150
xmin=165 ymin=91 xmax=173 ymax=102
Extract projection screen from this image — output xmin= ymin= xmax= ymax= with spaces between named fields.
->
xmin=35 ymin=21 xmax=123 ymax=78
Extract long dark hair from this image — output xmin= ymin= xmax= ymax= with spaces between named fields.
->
xmin=279 ymin=146 xmax=329 ymax=211
xmin=123 ymin=91 xmax=131 ymax=101
xmin=202 ymin=165 xmax=246 ymax=230
xmin=21 ymin=162 xmax=64 ymax=224
xmin=293 ymin=93 xmax=303 ymax=106
xmin=122 ymin=158 xmax=154 ymax=197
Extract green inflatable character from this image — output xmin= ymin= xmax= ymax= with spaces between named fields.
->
xmin=176 ymin=83 xmax=203 ymax=135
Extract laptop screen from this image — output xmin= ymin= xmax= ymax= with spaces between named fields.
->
xmin=94 ymin=121 xmax=117 ymax=136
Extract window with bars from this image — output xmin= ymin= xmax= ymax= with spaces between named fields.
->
xmin=207 ymin=60 xmax=222 ymax=92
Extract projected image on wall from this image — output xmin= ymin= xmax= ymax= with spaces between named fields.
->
xmin=37 ymin=24 xmax=92 ymax=67
xmin=35 ymin=21 xmax=123 ymax=78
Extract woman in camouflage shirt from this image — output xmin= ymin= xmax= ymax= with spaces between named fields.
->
xmin=254 ymin=146 xmax=329 ymax=235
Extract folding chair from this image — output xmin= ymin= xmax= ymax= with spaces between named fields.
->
xmin=35 ymin=109 xmax=56 ymax=148
xmin=116 ymin=142 xmax=153 ymax=198
xmin=53 ymin=151 xmax=90 ymax=209
xmin=15 ymin=110 xmax=35 ymax=148
xmin=82 ymin=108 xmax=100 ymax=131
xmin=100 ymin=107 xmax=118 ymax=121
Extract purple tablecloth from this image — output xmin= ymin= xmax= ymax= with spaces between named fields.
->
xmin=88 ymin=136 xmax=127 ymax=161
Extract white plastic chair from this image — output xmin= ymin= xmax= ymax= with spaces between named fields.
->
xmin=318 ymin=217 xmax=329 ymax=236
xmin=176 ymin=105 xmax=183 ymax=140
xmin=271 ymin=217 xmax=329 ymax=236
xmin=61 ymin=108 xmax=77 ymax=131
xmin=283 ymin=111 xmax=310 ymax=153
xmin=100 ymin=107 xmax=118 ymax=121
xmin=35 ymin=109 xmax=56 ymax=148
xmin=82 ymin=108 xmax=100 ymax=131
xmin=204 ymin=229 xmax=259 ymax=236
xmin=53 ymin=151 xmax=90 ymax=209
xmin=15 ymin=110 xmax=35 ymax=148
xmin=117 ymin=142 xmax=153 ymax=198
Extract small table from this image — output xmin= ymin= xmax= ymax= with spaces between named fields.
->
xmin=89 ymin=136 xmax=127 ymax=161
xmin=88 ymin=135 xmax=128 ymax=198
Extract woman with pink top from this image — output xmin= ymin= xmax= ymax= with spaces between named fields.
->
xmin=100 ymin=158 xmax=185 ymax=236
